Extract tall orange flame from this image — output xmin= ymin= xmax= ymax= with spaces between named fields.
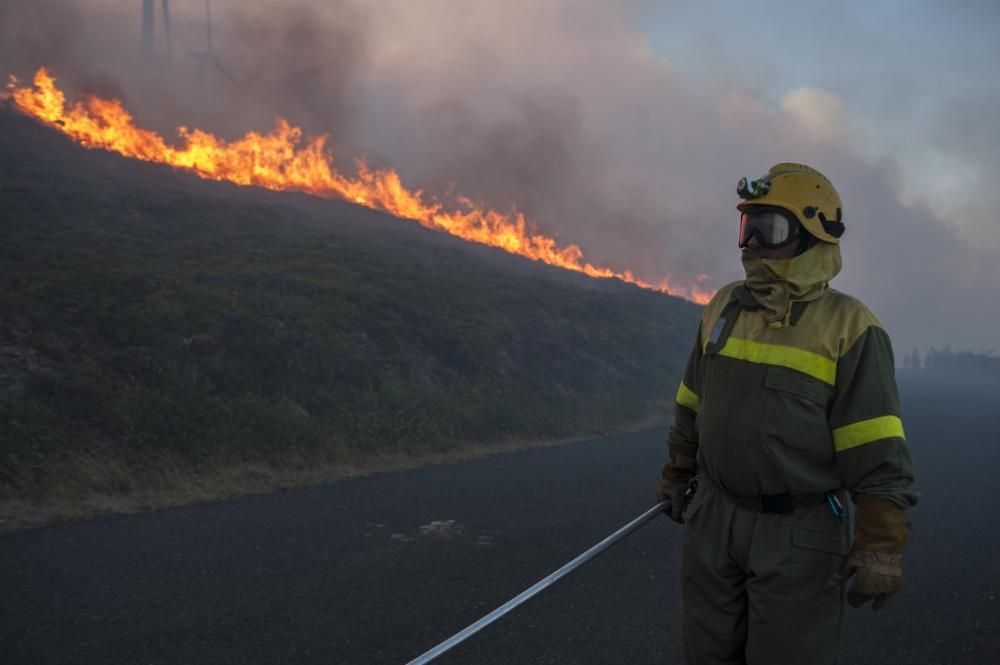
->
xmin=7 ymin=68 xmax=713 ymax=303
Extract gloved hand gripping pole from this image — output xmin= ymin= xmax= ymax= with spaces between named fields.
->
xmin=405 ymin=499 xmax=671 ymax=665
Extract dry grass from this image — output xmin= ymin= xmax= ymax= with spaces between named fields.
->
xmin=0 ymin=415 xmax=667 ymax=534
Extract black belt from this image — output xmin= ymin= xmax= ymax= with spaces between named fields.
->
xmin=726 ymin=493 xmax=829 ymax=514
xmin=699 ymin=474 xmax=842 ymax=515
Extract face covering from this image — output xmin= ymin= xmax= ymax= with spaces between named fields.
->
xmin=741 ymin=241 xmax=843 ymax=327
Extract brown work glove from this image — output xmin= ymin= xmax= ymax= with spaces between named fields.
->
xmin=657 ymin=441 xmax=697 ymax=523
xmin=825 ymin=495 xmax=909 ymax=610
xmin=657 ymin=474 xmax=689 ymax=523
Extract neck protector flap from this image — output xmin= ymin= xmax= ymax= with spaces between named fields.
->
xmin=741 ymin=242 xmax=842 ymax=327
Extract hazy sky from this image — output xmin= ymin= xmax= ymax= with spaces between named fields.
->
xmin=636 ymin=0 xmax=1000 ymax=253
xmin=1 ymin=0 xmax=997 ymax=354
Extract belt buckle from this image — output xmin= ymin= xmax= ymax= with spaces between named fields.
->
xmin=760 ymin=495 xmax=794 ymax=514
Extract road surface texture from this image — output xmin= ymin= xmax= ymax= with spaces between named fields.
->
xmin=2 ymin=371 xmax=998 ymax=664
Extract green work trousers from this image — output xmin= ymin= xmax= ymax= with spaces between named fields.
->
xmin=681 ymin=477 xmax=851 ymax=665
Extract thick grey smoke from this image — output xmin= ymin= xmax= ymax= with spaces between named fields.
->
xmin=2 ymin=0 xmax=997 ymax=353
xmin=0 ymin=0 xmax=368 ymax=152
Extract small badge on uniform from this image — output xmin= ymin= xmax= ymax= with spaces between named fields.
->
xmin=709 ymin=317 xmax=727 ymax=345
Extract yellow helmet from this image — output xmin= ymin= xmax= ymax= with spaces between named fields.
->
xmin=736 ymin=163 xmax=844 ymax=244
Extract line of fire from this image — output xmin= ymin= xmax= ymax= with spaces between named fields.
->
xmin=5 ymin=68 xmax=714 ymax=305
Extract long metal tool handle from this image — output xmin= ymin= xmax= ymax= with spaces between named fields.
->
xmin=405 ymin=500 xmax=670 ymax=665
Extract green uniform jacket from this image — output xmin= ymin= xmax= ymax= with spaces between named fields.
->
xmin=667 ymin=272 xmax=918 ymax=509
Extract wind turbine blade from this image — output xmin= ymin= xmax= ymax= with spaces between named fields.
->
xmin=188 ymin=52 xmax=208 ymax=80
xmin=213 ymin=58 xmax=241 ymax=89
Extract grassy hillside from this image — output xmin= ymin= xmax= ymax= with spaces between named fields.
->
xmin=0 ymin=110 xmax=700 ymax=526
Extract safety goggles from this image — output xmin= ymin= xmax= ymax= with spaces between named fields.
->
xmin=738 ymin=206 xmax=803 ymax=249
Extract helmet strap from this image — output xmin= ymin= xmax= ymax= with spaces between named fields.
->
xmin=795 ymin=232 xmax=815 ymax=256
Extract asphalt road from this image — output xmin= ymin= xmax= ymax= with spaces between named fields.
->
xmin=2 ymin=370 xmax=998 ymax=665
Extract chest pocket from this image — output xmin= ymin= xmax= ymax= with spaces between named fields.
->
xmin=763 ymin=365 xmax=834 ymax=453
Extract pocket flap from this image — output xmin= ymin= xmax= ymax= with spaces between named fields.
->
xmin=764 ymin=366 xmax=833 ymax=406
xmin=792 ymin=527 xmax=848 ymax=555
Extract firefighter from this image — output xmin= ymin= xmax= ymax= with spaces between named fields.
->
xmin=657 ymin=163 xmax=918 ymax=665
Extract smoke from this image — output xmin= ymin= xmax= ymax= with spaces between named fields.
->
xmin=0 ymin=0 xmax=368 ymax=152
xmin=2 ymin=0 xmax=997 ymax=352
xmin=925 ymin=93 xmax=1000 ymax=256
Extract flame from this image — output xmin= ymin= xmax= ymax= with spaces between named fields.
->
xmin=7 ymin=68 xmax=713 ymax=303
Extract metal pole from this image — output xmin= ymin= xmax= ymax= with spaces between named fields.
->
xmin=406 ymin=500 xmax=669 ymax=665
xmin=162 ymin=0 xmax=172 ymax=67
xmin=141 ymin=0 xmax=155 ymax=63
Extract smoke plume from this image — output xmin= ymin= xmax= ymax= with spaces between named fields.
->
xmin=2 ymin=0 xmax=997 ymax=352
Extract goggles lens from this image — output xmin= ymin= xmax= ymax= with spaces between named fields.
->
xmin=739 ymin=208 xmax=801 ymax=249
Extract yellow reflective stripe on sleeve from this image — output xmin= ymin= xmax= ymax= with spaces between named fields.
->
xmin=675 ymin=382 xmax=701 ymax=413
xmin=706 ymin=336 xmax=837 ymax=385
xmin=832 ymin=416 xmax=906 ymax=452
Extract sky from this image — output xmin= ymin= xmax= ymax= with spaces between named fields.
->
xmin=635 ymin=0 xmax=1000 ymax=252
xmin=1 ymin=0 xmax=998 ymax=355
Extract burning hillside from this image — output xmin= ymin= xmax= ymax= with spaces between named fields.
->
xmin=6 ymin=68 xmax=712 ymax=303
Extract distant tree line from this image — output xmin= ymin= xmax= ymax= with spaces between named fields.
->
xmin=902 ymin=347 xmax=1000 ymax=377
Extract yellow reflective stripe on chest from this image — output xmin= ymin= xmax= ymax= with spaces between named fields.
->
xmin=706 ymin=336 xmax=838 ymax=385
xmin=833 ymin=415 xmax=906 ymax=451
xmin=675 ymin=382 xmax=701 ymax=412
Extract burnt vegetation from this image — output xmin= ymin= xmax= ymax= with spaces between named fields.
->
xmin=0 ymin=111 xmax=698 ymax=523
